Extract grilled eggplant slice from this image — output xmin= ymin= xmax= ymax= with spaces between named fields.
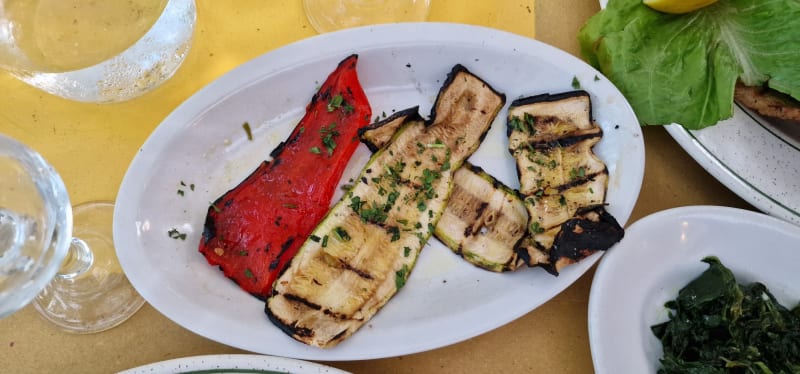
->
xmin=508 ymin=91 xmax=623 ymax=274
xmin=266 ymin=65 xmax=506 ymax=348
xmin=361 ymin=110 xmax=527 ymax=272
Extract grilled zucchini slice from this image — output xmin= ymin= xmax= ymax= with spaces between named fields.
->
xmin=507 ymin=91 xmax=623 ymax=274
xmin=439 ymin=163 xmax=527 ymax=272
xmin=266 ymin=65 xmax=506 ymax=348
xmin=361 ymin=110 xmax=527 ymax=272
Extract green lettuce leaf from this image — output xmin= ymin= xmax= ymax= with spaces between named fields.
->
xmin=578 ymin=0 xmax=800 ymax=129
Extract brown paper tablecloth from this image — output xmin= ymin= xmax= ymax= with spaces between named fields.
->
xmin=0 ymin=1 xmax=753 ymax=372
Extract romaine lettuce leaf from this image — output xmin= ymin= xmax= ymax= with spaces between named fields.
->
xmin=578 ymin=0 xmax=800 ymax=129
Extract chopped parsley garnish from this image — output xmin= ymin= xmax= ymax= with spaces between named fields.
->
xmin=244 ymin=268 xmax=254 ymax=279
xmin=320 ymin=123 xmax=339 ymax=156
xmin=530 ymin=222 xmax=545 ymax=234
xmin=209 ymin=203 xmax=221 ymax=213
xmin=282 ymin=203 xmax=298 ymax=209
xmin=309 ymin=146 xmax=321 ymax=154
xmin=438 ymin=148 xmax=452 ymax=172
xmin=569 ymin=166 xmax=586 ymax=180
xmin=359 ymin=201 xmax=388 ymax=224
xmin=509 ymin=116 xmax=524 ymax=132
xmin=425 ymin=140 xmax=446 ymax=149
xmin=559 ymin=195 xmax=567 ymax=206
xmin=414 ymin=231 xmax=426 ymax=245
xmin=387 ymin=226 xmax=400 ymax=242
xmin=321 ymin=235 xmax=329 ymax=247
xmin=332 ymin=227 xmax=351 ymax=242
xmin=177 ymin=180 xmax=194 ymax=197
xmin=523 ymin=113 xmax=536 ymax=134
xmin=403 ymin=246 xmax=411 ymax=257
xmin=326 ymin=94 xmax=344 ymax=112
xmin=571 ymin=76 xmax=581 ymax=89
xmin=386 ymin=190 xmax=400 ymax=207
xmin=168 ymin=228 xmax=187 ymax=240
xmin=395 ymin=264 xmax=410 ymax=289
xmin=309 ymin=235 xmax=321 ymax=242
xmin=242 ymin=122 xmax=253 ymax=140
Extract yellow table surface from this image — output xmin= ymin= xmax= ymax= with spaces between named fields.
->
xmin=0 ymin=1 xmax=753 ymax=372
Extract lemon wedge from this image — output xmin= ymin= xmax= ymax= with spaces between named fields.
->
xmin=643 ymin=0 xmax=719 ymax=14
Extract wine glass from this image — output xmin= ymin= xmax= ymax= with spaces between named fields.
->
xmin=0 ymin=134 xmax=70 ymax=319
xmin=0 ymin=0 xmax=196 ymax=103
xmin=0 ymin=134 xmax=144 ymax=333
xmin=303 ymin=0 xmax=431 ymax=33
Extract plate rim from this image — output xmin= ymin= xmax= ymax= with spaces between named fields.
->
xmin=117 ymin=354 xmax=349 ymax=374
xmin=587 ymin=205 xmax=800 ymax=373
xmin=114 ymin=22 xmax=645 ymax=360
xmin=664 ymin=120 xmax=800 ymax=225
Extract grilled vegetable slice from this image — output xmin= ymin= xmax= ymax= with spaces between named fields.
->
xmin=198 ymin=55 xmax=371 ymax=298
xmin=357 ymin=106 xmax=420 ymax=153
xmin=361 ymin=110 xmax=527 ymax=272
xmin=438 ymin=163 xmax=527 ymax=272
xmin=266 ymin=65 xmax=506 ymax=348
xmin=508 ymin=91 xmax=623 ymax=274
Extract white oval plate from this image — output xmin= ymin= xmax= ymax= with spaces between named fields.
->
xmin=598 ymin=0 xmax=800 ymax=225
xmin=118 ymin=354 xmax=348 ymax=374
xmin=114 ymin=23 xmax=644 ymax=360
xmin=588 ymin=206 xmax=800 ymax=373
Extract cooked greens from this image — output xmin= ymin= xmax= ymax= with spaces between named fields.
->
xmin=578 ymin=0 xmax=800 ymax=129
xmin=652 ymin=256 xmax=800 ymax=373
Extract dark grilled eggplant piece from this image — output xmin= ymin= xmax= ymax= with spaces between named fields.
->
xmin=266 ymin=65 xmax=506 ymax=348
xmin=508 ymin=91 xmax=623 ymax=274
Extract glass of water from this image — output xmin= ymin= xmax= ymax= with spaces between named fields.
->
xmin=0 ymin=0 xmax=196 ymax=103
xmin=0 ymin=134 xmax=144 ymax=333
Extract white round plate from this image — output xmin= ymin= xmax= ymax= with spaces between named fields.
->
xmin=598 ymin=0 xmax=800 ymax=225
xmin=588 ymin=206 xmax=800 ymax=373
xmin=118 ymin=354 xmax=348 ymax=374
xmin=114 ymin=22 xmax=644 ymax=360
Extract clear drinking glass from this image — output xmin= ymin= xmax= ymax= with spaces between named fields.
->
xmin=0 ymin=0 xmax=196 ymax=103
xmin=303 ymin=0 xmax=431 ymax=33
xmin=0 ymin=134 xmax=71 ymax=319
xmin=0 ymin=134 xmax=144 ymax=333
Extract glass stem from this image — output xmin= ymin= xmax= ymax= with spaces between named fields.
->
xmin=56 ymin=237 xmax=93 ymax=279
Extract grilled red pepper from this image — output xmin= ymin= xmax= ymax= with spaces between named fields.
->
xmin=199 ymin=55 xmax=371 ymax=298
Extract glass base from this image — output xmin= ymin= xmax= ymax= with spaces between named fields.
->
xmin=33 ymin=201 xmax=144 ymax=334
